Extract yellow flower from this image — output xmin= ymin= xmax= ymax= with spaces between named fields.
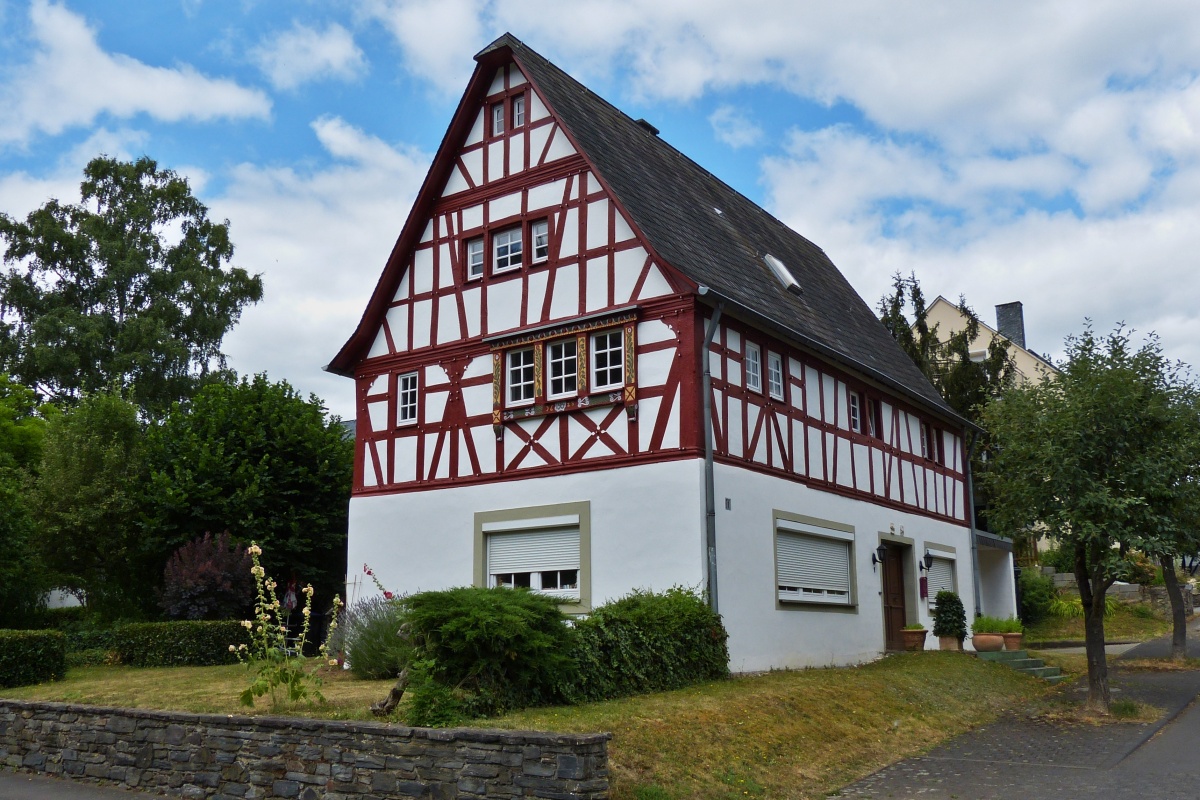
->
xmin=302 ymin=607 xmax=311 ymax=617
xmin=328 ymin=659 xmax=338 ymax=667
xmin=241 ymin=620 xmax=253 ymax=629
xmin=248 ymin=544 xmax=262 ymax=556
xmin=303 ymin=585 xmax=314 ymax=596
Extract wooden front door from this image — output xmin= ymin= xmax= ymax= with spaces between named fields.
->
xmin=881 ymin=543 xmax=907 ymax=651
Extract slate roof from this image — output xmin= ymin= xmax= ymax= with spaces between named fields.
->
xmin=330 ymin=33 xmax=964 ymax=428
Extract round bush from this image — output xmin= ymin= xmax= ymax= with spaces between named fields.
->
xmin=341 ymin=595 xmax=410 ymax=680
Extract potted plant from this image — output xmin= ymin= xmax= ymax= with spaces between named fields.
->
xmin=1001 ymin=617 xmax=1024 ymax=651
xmin=932 ymin=591 xmax=967 ymax=651
xmin=970 ymin=616 xmax=1006 ymax=652
xmin=901 ymin=624 xmax=928 ymax=651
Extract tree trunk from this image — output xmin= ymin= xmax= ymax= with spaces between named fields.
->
xmin=371 ymin=666 xmax=410 ymax=717
xmin=1160 ymin=554 xmax=1187 ymax=661
xmin=1076 ymin=544 xmax=1110 ymax=712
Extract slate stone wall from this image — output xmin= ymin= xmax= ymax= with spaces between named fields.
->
xmin=0 ymin=700 xmax=609 ymax=799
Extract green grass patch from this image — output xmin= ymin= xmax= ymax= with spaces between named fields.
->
xmin=1026 ymin=602 xmax=1171 ymax=643
xmin=1 ymin=651 xmax=1051 ymax=799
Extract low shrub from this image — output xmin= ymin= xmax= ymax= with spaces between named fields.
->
xmin=1018 ymin=569 xmax=1055 ymax=624
xmin=340 ymin=595 xmax=410 ymax=680
xmin=932 ymin=591 xmax=968 ymax=641
xmin=1047 ymin=593 xmax=1119 ymax=619
xmin=112 ymin=620 xmax=251 ymax=667
xmin=569 ymin=587 xmax=729 ymax=703
xmin=972 ymin=615 xmax=1022 ymax=634
xmin=66 ymin=648 xmax=117 ymax=668
xmin=0 ymin=629 xmax=66 ymax=688
xmin=1039 ymin=546 xmax=1076 ymax=574
xmin=159 ymin=532 xmax=255 ymax=620
xmin=398 ymin=586 xmax=576 ymax=720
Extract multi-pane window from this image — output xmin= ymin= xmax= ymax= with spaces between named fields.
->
xmin=745 ymin=342 xmax=762 ymax=393
xmin=465 ymin=237 xmax=484 ymax=279
xmin=487 ymin=526 xmax=581 ymax=600
xmin=491 ymin=102 xmax=505 ymax=135
xmin=767 ymin=352 xmax=785 ymax=401
xmin=867 ymin=398 xmax=881 ymax=439
xmin=919 ymin=422 xmax=931 ymax=459
xmin=512 ymin=95 xmax=525 ymax=127
xmin=775 ymin=519 xmax=854 ymax=606
xmin=547 ymin=339 xmax=578 ymax=399
xmin=848 ymin=392 xmax=863 ymax=433
xmin=493 ymin=227 xmax=523 ymax=272
xmin=507 ymin=348 xmax=535 ymax=406
xmin=591 ymin=331 xmax=623 ymax=390
xmin=531 ymin=219 xmax=549 ymax=262
xmin=397 ymin=372 xmax=418 ymax=425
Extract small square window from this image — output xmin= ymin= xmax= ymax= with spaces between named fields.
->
xmin=531 ymin=219 xmax=549 ymax=262
xmin=507 ymin=348 xmax=535 ymax=406
xmin=745 ymin=343 xmax=762 ymax=393
xmin=397 ymin=372 xmax=418 ymax=425
xmin=767 ymin=352 xmax=785 ymax=401
xmin=591 ymin=331 xmax=623 ymax=390
xmin=494 ymin=227 xmax=523 ymax=272
xmin=547 ymin=339 xmax=578 ymax=399
xmin=512 ymin=95 xmax=525 ymax=127
xmin=491 ymin=102 xmax=505 ymax=136
xmin=465 ymin=237 xmax=484 ymax=280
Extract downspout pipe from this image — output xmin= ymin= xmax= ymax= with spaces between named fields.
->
xmin=702 ymin=295 xmax=725 ymax=613
xmin=966 ymin=430 xmax=983 ymax=618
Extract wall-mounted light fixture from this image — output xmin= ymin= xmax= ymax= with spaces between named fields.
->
xmin=918 ymin=550 xmax=934 ymax=572
xmin=871 ymin=543 xmax=889 ymax=572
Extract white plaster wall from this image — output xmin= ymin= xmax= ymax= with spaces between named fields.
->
xmin=710 ymin=463 xmax=977 ymax=672
xmin=348 ymin=460 xmax=706 ymax=609
xmin=978 ymin=547 xmax=1018 ymax=619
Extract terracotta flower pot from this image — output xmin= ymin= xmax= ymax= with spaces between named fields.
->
xmin=901 ymin=629 xmax=928 ymax=651
xmin=938 ymin=635 xmax=962 ymax=651
xmin=1002 ymin=632 xmax=1024 ymax=651
xmin=973 ymin=633 xmax=1004 ymax=652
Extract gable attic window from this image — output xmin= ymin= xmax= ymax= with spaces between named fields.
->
xmin=767 ymin=351 xmax=785 ymax=401
xmin=745 ymin=342 xmax=762 ymax=393
xmin=848 ymin=391 xmax=863 ymax=433
xmin=531 ymin=219 xmax=549 ymax=262
xmin=397 ymin=371 xmax=419 ymax=425
xmin=512 ymin=94 xmax=526 ymax=127
xmin=493 ymin=227 xmax=523 ymax=272
xmin=764 ymin=253 xmax=802 ymax=296
xmin=465 ymin=236 xmax=485 ymax=280
xmin=491 ymin=102 xmax=505 ymax=135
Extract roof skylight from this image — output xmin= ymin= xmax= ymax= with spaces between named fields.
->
xmin=763 ymin=254 xmax=801 ymax=296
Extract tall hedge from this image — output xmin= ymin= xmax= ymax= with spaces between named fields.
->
xmin=570 ymin=587 xmax=728 ymax=702
xmin=112 ymin=620 xmax=250 ymax=667
xmin=0 ymin=629 xmax=66 ymax=688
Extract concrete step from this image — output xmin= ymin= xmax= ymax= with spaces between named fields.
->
xmin=1019 ymin=665 xmax=1063 ymax=680
xmin=1043 ymin=674 xmax=1070 ymax=685
xmin=976 ymin=650 xmax=1029 ymax=663
xmin=1006 ymin=658 xmax=1046 ymax=671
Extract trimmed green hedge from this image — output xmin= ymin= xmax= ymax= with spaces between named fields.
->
xmin=0 ymin=629 xmax=67 ymax=688
xmin=570 ymin=587 xmax=729 ymax=703
xmin=112 ymin=620 xmax=251 ymax=667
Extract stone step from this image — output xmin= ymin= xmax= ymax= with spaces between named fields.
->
xmin=1006 ymin=658 xmax=1046 ymax=671
xmin=1044 ymin=674 xmax=1070 ymax=685
xmin=1019 ymin=665 xmax=1062 ymax=680
xmin=976 ymin=650 xmax=1029 ymax=663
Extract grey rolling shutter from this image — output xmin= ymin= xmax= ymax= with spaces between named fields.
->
xmin=777 ymin=532 xmax=852 ymax=604
xmin=487 ymin=527 xmax=580 ymax=575
xmin=927 ymin=557 xmax=955 ymax=601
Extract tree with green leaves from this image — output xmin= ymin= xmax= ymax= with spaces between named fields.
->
xmin=0 ymin=155 xmax=264 ymax=417
xmin=30 ymin=389 xmax=147 ymax=620
xmin=143 ymin=374 xmax=353 ymax=607
xmin=878 ymin=273 xmax=1016 ymax=423
xmin=0 ymin=373 xmax=50 ymax=626
xmin=984 ymin=326 xmax=1190 ymax=710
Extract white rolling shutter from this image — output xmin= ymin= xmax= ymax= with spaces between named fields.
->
xmin=776 ymin=531 xmax=852 ymax=605
xmin=927 ymin=556 xmax=955 ymax=603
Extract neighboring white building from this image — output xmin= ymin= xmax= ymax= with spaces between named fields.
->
xmin=327 ymin=34 xmax=1014 ymax=670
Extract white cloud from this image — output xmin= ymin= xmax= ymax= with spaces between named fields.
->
xmin=0 ymin=0 xmax=269 ymax=146
xmin=209 ymin=118 xmax=431 ymax=418
xmin=709 ymin=105 xmax=763 ymax=149
xmin=359 ymin=0 xmax=488 ymax=95
xmin=252 ymin=22 xmax=366 ymax=91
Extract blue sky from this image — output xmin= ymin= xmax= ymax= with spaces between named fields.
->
xmin=3 ymin=0 xmax=1200 ymax=419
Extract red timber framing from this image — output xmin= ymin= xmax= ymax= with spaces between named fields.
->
xmin=697 ymin=310 xmax=968 ymax=525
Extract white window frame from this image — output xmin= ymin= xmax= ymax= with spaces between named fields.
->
xmin=507 ymin=348 xmax=536 ymax=407
xmin=512 ymin=95 xmax=526 ymax=128
xmin=848 ymin=392 xmax=863 ymax=433
xmin=767 ymin=352 xmax=785 ymax=401
xmin=465 ymin=236 xmax=484 ymax=280
xmin=546 ymin=338 xmax=578 ymax=400
xmin=775 ymin=517 xmax=854 ymax=606
xmin=491 ymin=102 xmax=505 ymax=136
xmin=493 ymin=227 xmax=523 ymax=272
xmin=531 ymin=219 xmax=549 ymax=263
xmin=867 ymin=398 xmax=880 ymax=439
xmin=396 ymin=371 xmax=418 ymax=426
xmin=590 ymin=330 xmax=624 ymax=391
xmin=745 ymin=342 xmax=762 ymax=393
xmin=920 ymin=421 xmax=931 ymax=459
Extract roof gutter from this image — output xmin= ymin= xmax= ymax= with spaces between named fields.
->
xmin=701 ymin=290 xmax=725 ymax=614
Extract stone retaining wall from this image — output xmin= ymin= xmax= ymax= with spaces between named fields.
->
xmin=0 ymin=700 xmax=609 ymax=799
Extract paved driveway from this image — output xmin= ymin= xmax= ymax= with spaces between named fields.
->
xmin=0 ymin=770 xmax=158 ymax=799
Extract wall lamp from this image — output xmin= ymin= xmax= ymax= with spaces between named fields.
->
xmin=871 ymin=543 xmax=889 ymax=572
xmin=918 ymin=551 xmax=934 ymax=572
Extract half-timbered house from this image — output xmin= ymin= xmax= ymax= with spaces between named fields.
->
xmin=327 ymin=34 xmax=1016 ymax=671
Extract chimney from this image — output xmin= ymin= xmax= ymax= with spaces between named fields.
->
xmin=995 ymin=302 xmax=1026 ymax=349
